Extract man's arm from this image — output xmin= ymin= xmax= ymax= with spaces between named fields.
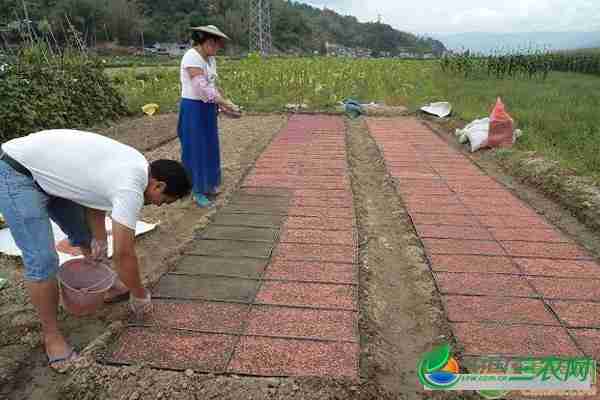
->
xmin=83 ymin=208 xmax=107 ymax=259
xmin=111 ymin=219 xmax=146 ymax=298
xmin=86 ymin=208 xmax=107 ymax=240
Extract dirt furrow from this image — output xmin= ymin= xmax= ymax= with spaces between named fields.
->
xmin=346 ymin=117 xmax=447 ymax=399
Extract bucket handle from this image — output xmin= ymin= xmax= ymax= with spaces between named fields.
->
xmin=84 ymin=271 xmax=116 ymax=293
xmin=82 ymin=263 xmax=117 ymax=291
xmin=58 ymin=263 xmax=117 ymax=294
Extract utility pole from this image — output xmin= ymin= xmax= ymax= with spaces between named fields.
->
xmin=21 ymin=0 xmax=33 ymax=40
xmin=248 ymin=0 xmax=272 ymax=55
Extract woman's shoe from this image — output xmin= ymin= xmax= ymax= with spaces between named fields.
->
xmin=194 ymin=193 xmax=214 ymax=208
xmin=206 ymin=186 xmax=221 ymax=196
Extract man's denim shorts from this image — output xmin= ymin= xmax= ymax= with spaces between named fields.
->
xmin=0 ymin=160 xmax=91 ymax=281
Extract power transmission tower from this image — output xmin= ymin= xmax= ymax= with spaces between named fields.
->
xmin=249 ymin=0 xmax=272 ymax=55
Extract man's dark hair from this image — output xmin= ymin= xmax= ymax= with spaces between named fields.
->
xmin=149 ymin=159 xmax=191 ymax=198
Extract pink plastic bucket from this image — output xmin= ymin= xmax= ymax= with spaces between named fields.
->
xmin=57 ymin=259 xmax=116 ymax=316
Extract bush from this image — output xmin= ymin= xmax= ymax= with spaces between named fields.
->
xmin=0 ymin=46 xmax=128 ymax=142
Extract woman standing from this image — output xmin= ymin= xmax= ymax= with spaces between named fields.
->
xmin=178 ymin=25 xmax=240 ymax=207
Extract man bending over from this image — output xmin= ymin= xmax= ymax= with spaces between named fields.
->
xmin=0 ymin=129 xmax=191 ymax=370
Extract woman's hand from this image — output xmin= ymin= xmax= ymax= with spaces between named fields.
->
xmin=220 ymin=99 xmax=242 ymax=118
xmin=221 ymin=99 xmax=240 ymax=112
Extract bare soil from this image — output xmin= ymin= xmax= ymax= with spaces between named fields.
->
xmin=346 ymin=118 xmax=447 ymax=398
xmin=2 ymin=110 xmax=598 ymax=400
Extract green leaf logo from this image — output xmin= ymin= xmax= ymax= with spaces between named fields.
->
xmin=418 ymin=344 xmax=459 ymax=389
xmin=423 ymin=343 xmax=451 ymax=372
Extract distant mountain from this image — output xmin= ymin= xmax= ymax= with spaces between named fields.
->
xmin=434 ymin=31 xmax=600 ymax=54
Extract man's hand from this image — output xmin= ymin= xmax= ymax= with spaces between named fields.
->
xmin=90 ymin=238 xmax=108 ymax=262
xmin=112 ymin=219 xmax=146 ymax=299
xmin=129 ymin=289 xmax=153 ymax=320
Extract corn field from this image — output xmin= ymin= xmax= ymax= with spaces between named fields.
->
xmin=219 ymin=57 xmax=423 ymax=109
xmin=107 ymin=57 xmax=432 ymax=113
xmin=547 ymin=52 xmax=600 ymax=75
xmin=440 ymin=50 xmax=600 ymax=79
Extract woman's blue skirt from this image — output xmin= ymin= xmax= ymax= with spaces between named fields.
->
xmin=177 ymin=98 xmax=222 ymax=194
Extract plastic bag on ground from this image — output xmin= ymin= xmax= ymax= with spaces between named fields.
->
xmin=343 ymin=98 xmax=363 ymax=118
xmin=420 ymin=101 xmax=452 ymax=118
xmin=513 ymin=129 xmax=523 ymax=143
xmin=488 ymin=97 xmax=514 ymax=148
xmin=456 ymin=114 xmax=523 ymax=152
xmin=455 ymin=117 xmax=489 ymax=152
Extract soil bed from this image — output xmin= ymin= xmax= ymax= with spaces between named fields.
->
xmin=3 ymin=110 xmax=598 ymax=400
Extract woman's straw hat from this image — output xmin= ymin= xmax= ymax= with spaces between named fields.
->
xmin=191 ymin=25 xmax=230 ymax=40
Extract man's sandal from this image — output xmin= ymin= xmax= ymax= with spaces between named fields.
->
xmin=104 ymin=291 xmax=130 ymax=304
xmin=104 ymin=279 xmax=130 ymax=304
xmin=48 ymin=347 xmax=79 ymax=373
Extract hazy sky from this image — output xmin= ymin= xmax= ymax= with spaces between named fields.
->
xmin=299 ymin=0 xmax=600 ymax=35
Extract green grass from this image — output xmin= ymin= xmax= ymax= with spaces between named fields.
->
xmin=106 ymin=66 xmax=180 ymax=114
xmin=100 ymin=55 xmax=180 ymax=68
xmin=409 ymin=68 xmax=600 ymax=180
xmin=108 ymin=56 xmax=600 ymax=180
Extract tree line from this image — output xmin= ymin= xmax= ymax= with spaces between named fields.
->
xmin=1 ymin=0 xmax=446 ymax=56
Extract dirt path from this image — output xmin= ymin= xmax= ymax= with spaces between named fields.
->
xmin=346 ymin=118 xmax=445 ymax=397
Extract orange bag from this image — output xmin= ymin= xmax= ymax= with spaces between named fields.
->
xmin=488 ymin=97 xmax=514 ymax=148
